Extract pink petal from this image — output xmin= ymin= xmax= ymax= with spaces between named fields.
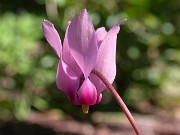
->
xmin=96 ymin=93 xmax=102 ymax=104
xmin=62 ymin=22 xmax=82 ymax=77
xmin=56 ymin=59 xmax=80 ymax=104
xmin=95 ymin=27 xmax=107 ymax=48
xmin=94 ymin=19 xmax=127 ymax=93
xmin=77 ymin=78 xmax=97 ymax=105
xmin=89 ymin=27 xmax=107 ymax=93
xmin=89 ymin=73 xmax=106 ymax=93
xmin=67 ymin=9 xmax=98 ymax=78
xmin=42 ymin=19 xmax=62 ymax=58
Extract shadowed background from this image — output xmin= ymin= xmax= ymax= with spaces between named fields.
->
xmin=0 ymin=0 xmax=180 ymax=135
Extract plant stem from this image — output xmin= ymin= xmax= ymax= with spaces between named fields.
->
xmin=92 ymin=69 xmax=142 ymax=135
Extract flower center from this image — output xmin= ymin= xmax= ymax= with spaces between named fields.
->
xmin=82 ymin=104 xmax=89 ymax=114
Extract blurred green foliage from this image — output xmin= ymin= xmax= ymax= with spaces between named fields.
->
xmin=0 ymin=0 xmax=180 ymax=121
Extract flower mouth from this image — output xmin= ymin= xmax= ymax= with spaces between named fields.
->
xmin=78 ymin=74 xmax=85 ymax=89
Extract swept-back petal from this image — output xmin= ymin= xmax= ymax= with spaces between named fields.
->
xmin=94 ymin=19 xmax=127 ymax=93
xmin=95 ymin=27 xmax=107 ymax=48
xmin=89 ymin=73 xmax=106 ymax=93
xmin=89 ymin=27 xmax=107 ymax=92
xmin=62 ymin=22 xmax=82 ymax=77
xmin=96 ymin=93 xmax=102 ymax=104
xmin=67 ymin=9 xmax=98 ymax=78
xmin=77 ymin=78 xmax=97 ymax=105
xmin=42 ymin=19 xmax=62 ymax=58
xmin=56 ymin=59 xmax=80 ymax=104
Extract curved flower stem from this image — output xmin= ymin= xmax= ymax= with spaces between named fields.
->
xmin=92 ymin=69 xmax=142 ymax=135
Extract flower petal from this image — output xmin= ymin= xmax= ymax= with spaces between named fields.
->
xmin=67 ymin=9 xmax=98 ymax=78
xmin=56 ymin=59 xmax=80 ymax=104
xmin=89 ymin=27 xmax=107 ymax=93
xmin=89 ymin=73 xmax=106 ymax=93
xmin=77 ymin=78 xmax=97 ymax=105
xmin=62 ymin=22 xmax=82 ymax=77
xmin=96 ymin=93 xmax=102 ymax=104
xmin=95 ymin=27 xmax=107 ymax=48
xmin=94 ymin=19 xmax=127 ymax=92
xmin=42 ymin=19 xmax=62 ymax=58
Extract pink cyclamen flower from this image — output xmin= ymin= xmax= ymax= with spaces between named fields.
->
xmin=42 ymin=9 xmax=126 ymax=109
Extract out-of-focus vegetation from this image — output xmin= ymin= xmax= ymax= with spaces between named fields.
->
xmin=0 ymin=0 xmax=180 ymax=122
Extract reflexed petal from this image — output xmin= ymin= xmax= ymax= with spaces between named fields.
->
xmin=89 ymin=27 xmax=107 ymax=93
xmin=67 ymin=9 xmax=98 ymax=78
xmin=56 ymin=59 xmax=80 ymax=104
xmin=89 ymin=73 xmax=106 ymax=93
xmin=95 ymin=27 xmax=107 ymax=48
xmin=62 ymin=22 xmax=82 ymax=77
xmin=96 ymin=93 xmax=102 ymax=104
xmin=42 ymin=19 xmax=62 ymax=58
xmin=77 ymin=78 xmax=97 ymax=105
xmin=94 ymin=19 xmax=127 ymax=91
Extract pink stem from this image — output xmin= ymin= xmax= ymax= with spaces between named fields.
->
xmin=92 ymin=69 xmax=142 ymax=135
